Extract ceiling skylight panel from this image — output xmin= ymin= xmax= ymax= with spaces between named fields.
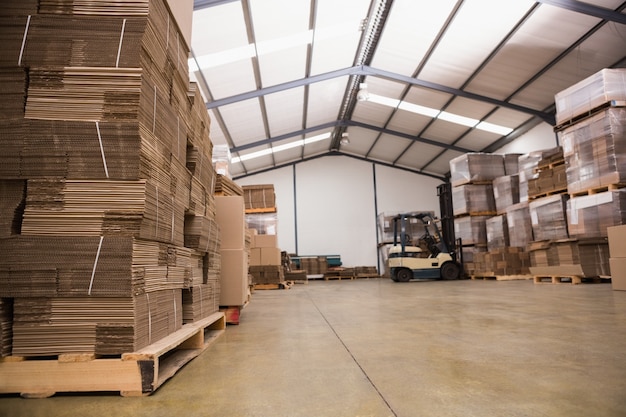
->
xmin=191 ymin=2 xmax=249 ymax=56
xmin=257 ymin=45 xmax=308 ymax=86
xmin=264 ymin=88 xmax=306 ymax=137
xmin=249 ymin=0 xmax=310 ymax=41
xmin=370 ymin=0 xmax=458 ymax=74
xmin=419 ymin=0 xmax=535 ymax=87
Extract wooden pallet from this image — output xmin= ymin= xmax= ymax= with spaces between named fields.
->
xmin=454 ymin=211 xmax=497 ymax=217
xmin=532 ymin=275 xmax=611 ymax=285
xmin=244 ymin=207 xmax=277 ymax=214
xmin=0 ymin=312 xmax=225 ymax=398
xmin=569 ymin=183 xmax=626 ymax=198
xmin=528 ymin=188 xmax=568 ymax=200
xmin=323 ymin=273 xmax=354 ymax=280
xmin=554 ymin=100 xmax=626 ymax=132
xmin=253 ymin=281 xmax=293 ymax=290
xmin=220 ymin=300 xmax=249 ymax=325
xmin=471 ymin=275 xmax=532 ymax=281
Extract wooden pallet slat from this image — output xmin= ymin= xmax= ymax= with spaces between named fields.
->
xmin=0 ymin=312 xmax=225 ymax=398
xmin=253 ymin=281 xmax=293 ymax=290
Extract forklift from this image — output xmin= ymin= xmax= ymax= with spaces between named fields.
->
xmin=388 ymin=184 xmax=463 ymax=282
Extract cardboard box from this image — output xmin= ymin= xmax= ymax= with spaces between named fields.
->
xmin=609 ymin=258 xmax=626 ymax=290
xmin=260 ymin=247 xmax=281 ymax=265
xmin=253 ymin=234 xmax=277 ymax=248
xmin=219 ymin=249 xmax=249 ymax=306
xmin=608 ymin=224 xmax=626 ymax=258
xmin=250 ymin=248 xmax=262 ymax=265
xmin=215 ymin=196 xmax=246 ymax=250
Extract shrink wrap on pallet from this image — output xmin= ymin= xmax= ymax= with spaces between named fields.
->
xmin=454 ymin=215 xmax=489 ymax=246
xmin=504 ymin=153 xmax=521 ymax=175
xmin=518 ymin=147 xmax=562 ymax=202
xmin=452 ymin=184 xmax=495 ymax=216
xmin=506 ymin=202 xmax=533 ymax=248
xmin=529 ymin=194 xmax=570 ymax=241
xmin=486 ymin=215 xmax=509 ymax=250
xmin=555 ymin=68 xmax=626 ymax=125
xmin=493 ymin=175 xmax=519 ymax=214
xmin=560 ymin=108 xmax=626 ymax=194
xmin=449 ymin=153 xmax=504 ymax=187
xmin=567 ymin=190 xmax=626 ymax=239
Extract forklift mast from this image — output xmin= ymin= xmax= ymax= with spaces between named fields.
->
xmin=437 ymin=183 xmax=456 ymax=260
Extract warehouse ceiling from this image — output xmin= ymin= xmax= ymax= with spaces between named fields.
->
xmin=190 ymin=0 xmax=626 ymax=181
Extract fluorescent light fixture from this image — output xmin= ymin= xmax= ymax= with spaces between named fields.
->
xmin=398 ymin=100 xmax=440 ymax=118
xmin=367 ymin=93 xmax=400 ymax=108
xmin=475 ymin=121 xmax=513 ymax=135
xmin=231 ymin=132 xmax=331 ymax=164
xmin=365 ymin=93 xmax=513 ymax=135
xmin=438 ymin=111 xmax=478 ymax=128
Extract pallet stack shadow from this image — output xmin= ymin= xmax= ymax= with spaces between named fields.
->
xmin=0 ymin=1 xmax=221 ymax=358
xmin=450 ymin=153 xmax=531 ymax=278
xmin=529 ymin=68 xmax=626 ymax=283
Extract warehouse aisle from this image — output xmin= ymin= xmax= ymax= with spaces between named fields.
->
xmin=2 ymin=278 xmax=626 ymax=417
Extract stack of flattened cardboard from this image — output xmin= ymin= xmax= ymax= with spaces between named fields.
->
xmin=0 ymin=0 xmax=220 ymax=356
xmin=0 ymin=299 xmax=12 ymax=357
xmin=214 ymin=174 xmax=243 ymax=196
xmin=242 ymin=184 xmax=276 ymax=211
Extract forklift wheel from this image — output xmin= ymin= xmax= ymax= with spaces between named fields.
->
xmin=395 ymin=268 xmax=412 ymax=282
xmin=440 ymin=262 xmax=461 ymax=280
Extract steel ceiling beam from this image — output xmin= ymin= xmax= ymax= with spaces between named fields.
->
xmin=536 ymin=0 xmax=626 ymax=25
xmin=204 ymin=67 xmax=356 ymax=109
xmin=362 ymin=66 xmax=556 ymax=125
xmin=204 ymin=65 xmax=555 ymax=123
xmin=232 ymin=151 xmax=447 ymax=182
xmin=229 ymin=120 xmax=474 ymax=155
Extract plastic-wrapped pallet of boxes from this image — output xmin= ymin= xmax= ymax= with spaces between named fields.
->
xmin=213 ymin=144 xmax=232 ymax=178
xmin=449 ymin=153 xmax=505 ymax=187
xmin=567 ymin=190 xmax=626 ymax=239
xmin=554 ymin=68 xmax=626 ymax=126
xmin=449 ymin=153 xmax=503 ymax=276
xmin=505 ymin=202 xmax=534 ymax=248
xmin=529 ymin=194 xmax=570 ymax=241
xmin=493 ymin=175 xmax=520 ymax=214
xmin=560 ymin=107 xmax=626 ymax=194
xmin=486 ymin=215 xmax=509 ymax=250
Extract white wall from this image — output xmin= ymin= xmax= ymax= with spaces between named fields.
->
xmin=496 ymin=122 xmax=559 ymax=154
xmin=235 ymin=155 xmax=446 ymax=270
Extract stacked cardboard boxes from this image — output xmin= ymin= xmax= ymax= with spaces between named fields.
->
xmin=529 ymin=68 xmax=626 ymax=280
xmin=450 ymin=153 xmax=505 ymax=276
xmin=243 ymin=184 xmax=276 ymax=211
xmin=249 ymin=233 xmax=284 ymax=285
xmin=0 ymin=0 xmax=221 ymax=356
xmin=215 ymin=196 xmax=249 ymax=306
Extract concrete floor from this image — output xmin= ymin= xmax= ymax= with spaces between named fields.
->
xmin=1 ymin=278 xmax=626 ymax=417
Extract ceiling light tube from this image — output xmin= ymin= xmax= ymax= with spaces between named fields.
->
xmin=231 ymin=132 xmax=332 ymax=164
